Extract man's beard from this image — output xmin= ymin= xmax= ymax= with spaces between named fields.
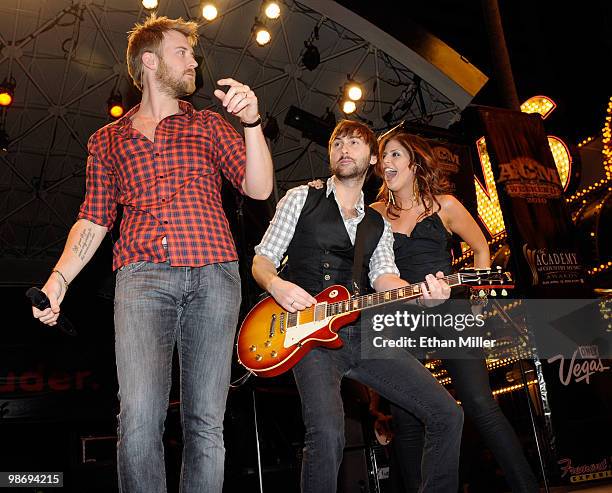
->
xmin=155 ymin=57 xmax=196 ymax=98
xmin=331 ymin=158 xmax=369 ymax=181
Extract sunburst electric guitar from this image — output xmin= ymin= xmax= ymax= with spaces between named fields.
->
xmin=237 ymin=268 xmax=513 ymax=377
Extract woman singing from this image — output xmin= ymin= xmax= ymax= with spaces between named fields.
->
xmin=371 ymin=126 xmax=538 ymax=492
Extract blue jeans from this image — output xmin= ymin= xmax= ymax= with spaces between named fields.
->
xmin=293 ymin=325 xmax=463 ymax=493
xmin=114 ymin=261 xmax=241 ymax=493
xmin=390 ymin=358 xmax=539 ymax=493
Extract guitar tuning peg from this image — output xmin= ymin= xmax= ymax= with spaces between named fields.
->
xmin=490 ymin=289 xmax=497 ymax=297
xmin=496 ymin=266 xmax=502 ymax=272
xmin=501 ymin=289 xmax=507 ymax=296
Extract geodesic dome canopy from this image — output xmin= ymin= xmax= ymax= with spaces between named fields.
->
xmin=0 ymin=0 xmax=487 ymax=285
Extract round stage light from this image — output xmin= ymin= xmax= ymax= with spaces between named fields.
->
xmin=255 ymin=27 xmax=271 ymax=46
xmin=342 ymin=100 xmax=356 ymax=114
xmin=202 ymin=3 xmax=218 ymax=21
xmin=264 ymin=2 xmax=281 ymax=20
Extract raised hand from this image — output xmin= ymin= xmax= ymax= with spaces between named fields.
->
xmin=214 ymin=78 xmax=259 ymax=124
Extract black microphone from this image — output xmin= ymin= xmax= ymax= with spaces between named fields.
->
xmin=26 ymin=287 xmax=77 ymax=336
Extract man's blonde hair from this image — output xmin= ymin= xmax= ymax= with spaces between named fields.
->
xmin=126 ymin=15 xmax=199 ymax=91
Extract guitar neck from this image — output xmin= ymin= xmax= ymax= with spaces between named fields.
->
xmin=326 ymin=273 xmax=464 ymax=317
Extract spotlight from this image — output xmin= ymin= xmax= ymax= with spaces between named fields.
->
xmin=342 ymin=100 xmax=356 ymax=114
xmin=107 ymin=92 xmax=125 ymax=119
xmin=0 ymin=126 xmax=9 ymax=154
xmin=262 ymin=113 xmax=280 ymax=142
xmin=347 ymin=85 xmax=362 ymax=101
xmin=0 ymin=77 xmax=16 ymax=107
xmin=253 ymin=19 xmax=271 ymax=46
xmin=263 ymin=1 xmax=280 ymax=20
xmin=142 ymin=0 xmax=158 ymax=9
xmin=345 ymin=79 xmax=363 ymax=101
xmin=201 ymin=2 xmax=218 ymax=21
xmin=301 ymin=42 xmax=320 ymax=71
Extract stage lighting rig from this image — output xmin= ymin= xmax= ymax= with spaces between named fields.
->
xmin=0 ymin=77 xmax=16 ymax=107
xmin=342 ymin=100 xmax=356 ymax=114
xmin=201 ymin=2 xmax=218 ymax=21
xmin=339 ymin=76 xmax=363 ymax=115
xmin=345 ymin=78 xmax=363 ymax=102
xmin=107 ymin=92 xmax=125 ymax=119
xmin=253 ymin=19 xmax=271 ymax=46
xmin=263 ymin=1 xmax=281 ymax=20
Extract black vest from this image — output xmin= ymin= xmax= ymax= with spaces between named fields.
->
xmin=283 ymin=187 xmax=384 ymax=296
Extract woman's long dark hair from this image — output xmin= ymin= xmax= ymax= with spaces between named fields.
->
xmin=375 ymin=130 xmax=450 ymax=221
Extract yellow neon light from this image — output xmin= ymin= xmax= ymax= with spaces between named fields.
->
xmin=520 ymin=95 xmax=556 ymax=119
xmin=474 ymin=137 xmax=505 ymax=236
xmin=548 ymin=136 xmax=572 ymax=191
xmin=603 ymin=97 xmax=612 ymax=180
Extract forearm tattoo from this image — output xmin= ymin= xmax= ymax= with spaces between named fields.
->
xmin=72 ymin=227 xmax=95 ymax=262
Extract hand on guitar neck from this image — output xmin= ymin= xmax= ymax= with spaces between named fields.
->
xmin=415 ymin=272 xmax=451 ymax=309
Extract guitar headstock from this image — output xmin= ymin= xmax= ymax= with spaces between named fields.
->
xmin=458 ymin=267 xmax=514 ymax=297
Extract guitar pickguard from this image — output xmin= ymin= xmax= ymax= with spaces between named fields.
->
xmin=283 ymin=317 xmax=333 ymax=348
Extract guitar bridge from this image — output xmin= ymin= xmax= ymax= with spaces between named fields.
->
xmin=269 ymin=313 xmax=276 ymax=338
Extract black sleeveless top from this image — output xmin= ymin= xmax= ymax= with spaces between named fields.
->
xmin=393 ymin=213 xmax=452 ymax=284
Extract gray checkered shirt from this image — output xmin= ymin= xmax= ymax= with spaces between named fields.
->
xmin=255 ymin=177 xmax=400 ymax=288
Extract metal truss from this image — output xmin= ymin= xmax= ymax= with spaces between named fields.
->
xmin=0 ymin=0 xmax=484 ymax=283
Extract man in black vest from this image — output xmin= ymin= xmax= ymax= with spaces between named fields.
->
xmin=252 ymin=120 xmax=463 ymax=492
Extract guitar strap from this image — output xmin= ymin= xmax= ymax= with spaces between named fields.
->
xmin=351 ymin=207 xmax=378 ymax=296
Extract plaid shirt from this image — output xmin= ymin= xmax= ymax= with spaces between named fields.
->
xmin=78 ymin=100 xmax=246 ymax=270
xmin=255 ymin=177 xmax=399 ymax=287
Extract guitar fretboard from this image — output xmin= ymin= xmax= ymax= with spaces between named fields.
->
xmin=325 ymin=273 xmax=463 ymax=317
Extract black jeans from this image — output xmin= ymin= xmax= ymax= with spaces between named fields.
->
xmin=390 ymin=357 xmax=539 ymax=493
xmin=292 ymin=325 xmax=463 ymax=493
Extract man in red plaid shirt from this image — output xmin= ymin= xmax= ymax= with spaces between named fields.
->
xmin=32 ymin=15 xmax=272 ymax=493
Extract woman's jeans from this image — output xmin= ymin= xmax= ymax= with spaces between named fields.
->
xmin=293 ymin=325 xmax=463 ymax=493
xmin=390 ymin=357 xmax=539 ymax=493
xmin=114 ymin=261 xmax=241 ymax=493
